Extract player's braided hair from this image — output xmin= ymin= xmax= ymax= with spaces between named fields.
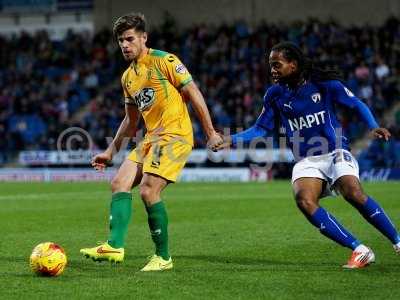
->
xmin=271 ymin=41 xmax=343 ymax=82
xmin=113 ymin=12 xmax=146 ymax=40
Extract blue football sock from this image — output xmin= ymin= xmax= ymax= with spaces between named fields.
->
xmin=356 ymin=196 xmax=400 ymax=245
xmin=308 ymin=207 xmax=360 ymax=250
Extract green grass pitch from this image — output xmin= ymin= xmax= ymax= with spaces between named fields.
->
xmin=1 ymin=181 xmax=400 ymax=299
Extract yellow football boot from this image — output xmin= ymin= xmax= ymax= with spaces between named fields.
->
xmin=80 ymin=242 xmax=124 ymax=263
xmin=140 ymin=255 xmax=173 ymax=271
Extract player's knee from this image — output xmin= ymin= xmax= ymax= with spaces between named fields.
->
xmin=342 ymin=188 xmax=367 ymax=204
xmin=295 ymin=192 xmax=318 ymax=215
xmin=110 ymin=177 xmax=130 ymax=193
xmin=139 ymin=182 xmax=157 ymax=204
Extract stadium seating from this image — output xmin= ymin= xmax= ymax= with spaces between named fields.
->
xmin=1 ymin=17 xmax=399 ymax=169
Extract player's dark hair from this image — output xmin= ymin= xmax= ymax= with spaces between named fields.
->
xmin=113 ymin=12 xmax=146 ymax=40
xmin=271 ymin=41 xmax=343 ymax=82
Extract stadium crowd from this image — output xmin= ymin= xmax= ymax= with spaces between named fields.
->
xmin=1 ymin=17 xmax=400 ymax=169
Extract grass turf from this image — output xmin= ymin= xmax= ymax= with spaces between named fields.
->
xmin=1 ymin=181 xmax=400 ymax=299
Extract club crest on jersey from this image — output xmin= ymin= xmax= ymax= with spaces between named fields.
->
xmin=311 ymin=93 xmax=321 ymax=103
xmin=133 ymin=87 xmax=155 ymax=111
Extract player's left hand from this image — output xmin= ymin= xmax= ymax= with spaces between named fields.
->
xmin=207 ymin=131 xmax=224 ymax=152
xmin=214 ymin=135 xmax=232 ymax=150
xmin=371 ymin=127 xmax=391 ymax=141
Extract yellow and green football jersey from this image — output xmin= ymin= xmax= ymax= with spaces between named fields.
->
xmin=121 ymin=48 xmax=194 ymax=145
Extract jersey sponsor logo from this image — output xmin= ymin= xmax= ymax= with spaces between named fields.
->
xmin=288 ymin=110 xmax=326 ymax=131
xmin=311 ymin=93 xmax=321 ymax=103
xmin=133 ymin=87 xmax=155 ymax=111
xmin=344 ymin=87 xmax=355 ymax=97
xmin=175 ymin=63 xmax=187 ymax=74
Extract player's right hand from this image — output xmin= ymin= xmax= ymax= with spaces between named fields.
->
xmin=91 ymin=151 xmax=112 ymax=171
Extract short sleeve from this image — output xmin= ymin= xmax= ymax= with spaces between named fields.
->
xmin=158 ymin=54 xmax=193 ymax=89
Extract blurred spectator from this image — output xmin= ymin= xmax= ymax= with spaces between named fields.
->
xmin=355 ymin=61 xmax=370 ymax=81
xmin=374 ymin=55 xmax=390 ymax=81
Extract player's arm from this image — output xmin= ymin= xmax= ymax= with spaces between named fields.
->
xmin=106 ymin=103 xmax=139 ymax=154
xmin=91 ymin=104 xmax=139 ymax=170
xmin=158 ymin=53 xmax=222 ymax=150
xmin=354 ymin=102 xmax=390 ymax=140
xmin=330 ymin=81 xmax=391 ymax=141
xmin=180 ymin=81 xmax=222 ymax=150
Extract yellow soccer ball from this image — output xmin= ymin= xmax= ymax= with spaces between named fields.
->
xmin=30 ymin=242 xmax=67 ymax=276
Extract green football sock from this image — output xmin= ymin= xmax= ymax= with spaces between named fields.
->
xmin=146 ymin=201 xmax=169 ymax=260
xmin=108 ymin=192 xmax=132 ymax=248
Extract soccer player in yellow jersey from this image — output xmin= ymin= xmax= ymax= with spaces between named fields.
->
xmin=80 ymin=13 xmax=223 ymax=271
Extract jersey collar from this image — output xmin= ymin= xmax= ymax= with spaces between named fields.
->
xmin=130 ymin=48 xmax=151 ymax=74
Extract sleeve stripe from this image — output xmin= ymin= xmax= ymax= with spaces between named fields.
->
xmin=178 ymin=77 xmax=193 ymax=89
xmin=125 ymin=97 xmax=135 ymax=105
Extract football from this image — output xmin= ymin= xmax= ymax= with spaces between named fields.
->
xmin=29 ymin=242 xmax=67 ymax=276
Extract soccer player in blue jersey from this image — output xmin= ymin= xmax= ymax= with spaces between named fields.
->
xmin=217 ymin=42 xmax=400 ymax=268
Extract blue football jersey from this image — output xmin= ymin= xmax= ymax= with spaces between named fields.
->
xmin=256 ymin=80 xmax=363 ymax=160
